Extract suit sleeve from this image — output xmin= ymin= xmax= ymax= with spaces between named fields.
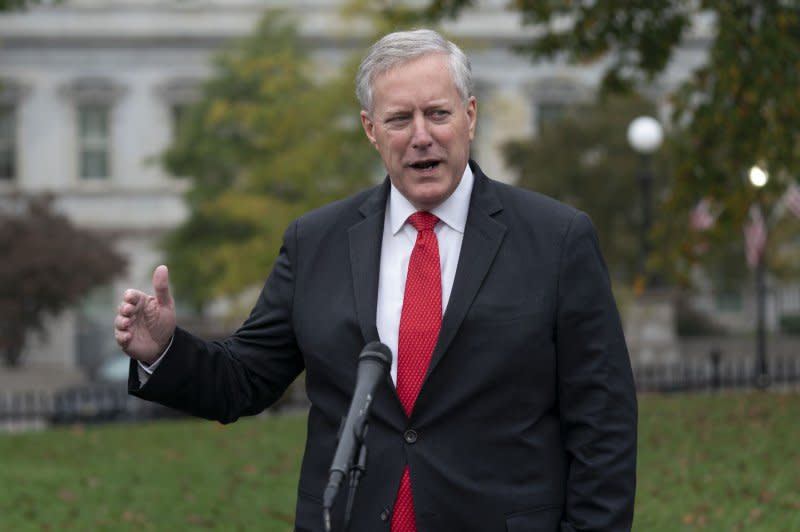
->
xmin=129 ymin=220 xmax=306 ymax=424
xmin=555 ymin=212 xmax=637 ymax=531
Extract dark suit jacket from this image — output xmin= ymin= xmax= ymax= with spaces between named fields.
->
xmin=131 ymin=161 xmax=637 ymax=532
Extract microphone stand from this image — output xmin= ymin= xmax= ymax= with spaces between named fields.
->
xmin=324 ymin=420 xmax=370 ymax=532
xmin=343 ymin=424 xmax=369 ymax=530
xmin=323 ymin=341 xmax=392 ymax=532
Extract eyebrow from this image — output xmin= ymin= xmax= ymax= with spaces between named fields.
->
xmin=382 ymin=111 xmax=411 ymax=122
xmin=383 ymin=99 xmax=453 ymax=115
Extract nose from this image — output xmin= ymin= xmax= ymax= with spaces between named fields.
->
xmin=410 ymin=115 xmax=433 ymax=149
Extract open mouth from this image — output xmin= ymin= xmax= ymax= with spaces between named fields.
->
xmin=409 ymin=160 xmax=441 ymax=170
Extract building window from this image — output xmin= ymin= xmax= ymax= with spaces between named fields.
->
xmin=714 ymin=290 xmax=743 ymax=313
xmin=0 ymin=105 xmax=15 ymax=180
xmin=171 ymin=102 xmax=189 ymax=137
xmin=78 ymin=104 xmax=110 ymax=179
xmin=157 ymin=78 xmax=201 ymax=140
xmin=530 ymin=77 xmax=589 ymax=135
xmin=536 ymin=101 xmax=566 ymax=130
xmin=60 ymin=77 xmax=124 ymax=181
xmin=77 ymin=283 xmax=118 ymax=370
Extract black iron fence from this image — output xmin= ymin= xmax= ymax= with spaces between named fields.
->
xmin=0 ymin=383 xmax=182 ymax=432
xmin=3 ymin=355 xmax=800 ymax=431
xmin=634 ymin=354 xmax=800 ymax=392
xmin=0 ymin=378 xmax=309 ymax=432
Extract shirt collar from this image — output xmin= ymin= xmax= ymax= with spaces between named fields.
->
xmin=388 ymin=164 xmax=474 ymax=235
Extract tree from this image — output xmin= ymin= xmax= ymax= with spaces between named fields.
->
xmin=162 ymin=12 xmax=377 ymax=312
xmin=503 ymin=94 xmax=669 ymax=285
xmin=0 ymin=196 xmax=126 ymax=367
xmin=0 ymin=0 xmax=58 ymax=10
xmin=418 ymin=1 xmax=800 ymax=286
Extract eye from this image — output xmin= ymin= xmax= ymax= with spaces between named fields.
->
xmin=385 ymin=114 xmax=411 ymax=128
xmin=429 ymin=109 xmax=451 ymax=121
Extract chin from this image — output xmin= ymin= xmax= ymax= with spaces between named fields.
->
xmin=409 ymin=190 xmax=449 ymax=210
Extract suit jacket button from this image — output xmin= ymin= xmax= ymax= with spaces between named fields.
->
xmin=404 ymin=429 xmax=418 ymax=444
xmin=380 ymin=507 xmax=390 ymax=521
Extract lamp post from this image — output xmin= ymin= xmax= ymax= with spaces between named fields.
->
xmin=748 ymin=164 xmax=769 ymax=388
xmin=627 ymin=116 xmax=664 ymax=292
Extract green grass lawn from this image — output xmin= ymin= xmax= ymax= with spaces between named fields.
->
xmin=0 ymin=413 xmax=306 ymax=531
xmin=635 ymin=392 xmax=800 ymax=531
xmin=1 ymin=392 xmax=799 ymax=531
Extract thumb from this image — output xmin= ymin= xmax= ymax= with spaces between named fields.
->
xmin=152 ymin=265 xmax=173 ymax=307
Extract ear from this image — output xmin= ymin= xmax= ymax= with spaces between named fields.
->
xmin=466 ymin=96 xmax=477 ymax=142
xmin=360 ymin=110 xmax=379 ymax=149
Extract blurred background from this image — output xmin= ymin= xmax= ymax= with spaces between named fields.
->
xmin=0 ymin=1 xmax=799 ymax=528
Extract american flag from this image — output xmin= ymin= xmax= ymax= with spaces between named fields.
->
xmin=689 ymin=198 xmax=715 ymax=231
xmin=744 ymin=204 xmax=767 ymax=269
xmin=783 ymin=182 xmax=800 ymax=219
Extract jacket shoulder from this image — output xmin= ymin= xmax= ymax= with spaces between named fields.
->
xmin=294 ymin=182 xmax=386 ymax=232
xmin=485 ymin=175 xmax=582 ymax=227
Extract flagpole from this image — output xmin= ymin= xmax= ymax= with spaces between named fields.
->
xmin=754 ymin=249 xmax=769 ymax=388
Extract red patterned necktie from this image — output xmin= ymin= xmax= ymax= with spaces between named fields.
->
xmin=392 ymin=211 xmax=442 ymax=532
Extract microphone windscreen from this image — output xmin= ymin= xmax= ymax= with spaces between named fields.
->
xmin=360 ymin=341 xmax=392 ymax=366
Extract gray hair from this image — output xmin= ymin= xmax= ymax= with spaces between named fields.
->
xmin=356 ymin=29 xmax=473 ymax=115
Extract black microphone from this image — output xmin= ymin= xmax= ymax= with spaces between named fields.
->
xmin=323 ymin=341 xmax=392 ymax=530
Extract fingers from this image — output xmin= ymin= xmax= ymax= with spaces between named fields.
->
xmin=114 ymin=311 xmax=131 ymax=346
xmin=116 ymin=291 xmax=142 ymax=348
xmin=114 ymin=328 xmax=131 ymax=349
xmin=114 ymin=314 xmax=129 ymax=331
xmin=152 ymin=265 xmax=173 ymax=307
xmin=122 ymin=288 xmax=143 ymax=306
xmin=114 ymin=309 xmax=133 ymax=347
xmin=118 ymin=295 xmax=142 ymax=317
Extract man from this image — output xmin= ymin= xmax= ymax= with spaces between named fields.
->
xmin=115 ymin=29 xmax=637 ymax=532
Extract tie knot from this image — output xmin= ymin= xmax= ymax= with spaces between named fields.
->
xmin=408 ymin=211 xmax=439 ymax=232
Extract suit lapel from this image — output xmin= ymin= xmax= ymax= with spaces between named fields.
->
xmin=348 ymin=179 xmax=408 ymax=426
xmin=425 ymin=164 xmax=506 ymax=381
xmin=348 ymin=179 xmax=390 ymax=345
xmin=348 ymin=167 xmax=506 ymax=419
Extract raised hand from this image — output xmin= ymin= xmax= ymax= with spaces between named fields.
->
xmin=114 ymin=265 xmax=177 ymax=365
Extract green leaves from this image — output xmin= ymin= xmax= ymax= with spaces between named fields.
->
xmin=0 ymin=0 xmax=55 ymax=10
xmin=424 ymin=0 xmax=800 ymax=287
xmin=661 ymin=2 xmax=800 ymax=284
xmin=162 ymin=13 xmax=376 ymax=312
xmin=509 ymin=1 xmax=691 ymax=91
xmin=504 ymin=94 xmax=664 ymax=285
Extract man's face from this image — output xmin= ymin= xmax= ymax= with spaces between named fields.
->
xmin=361 ymin=53 xmax=477 ymax=211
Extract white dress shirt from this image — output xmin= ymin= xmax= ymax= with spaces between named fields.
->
xmin=377 ymin=165 xmax=473 ymax=384
xmin=140 ymin=165 xmax=474 ymax=386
